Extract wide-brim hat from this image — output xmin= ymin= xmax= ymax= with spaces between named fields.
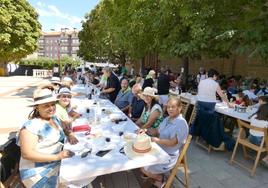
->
xmin=139 ymin=87 xmax=158 ymax=99
xmin=148 ymin=70 xmax=156 ymax=75
xmin=124 ymin=141 xmax=160 ymax=160
xmin=51 ymin=76 xmax=61 ymax=85
xmin=62 ymin=76 xmax=73 ymax=83
xmin=58 ymin=87 xmax=72 ymax=96
xmin=28 ymin=88 xmax=58 ymax=107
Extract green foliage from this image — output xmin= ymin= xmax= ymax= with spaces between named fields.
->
xmin=0 ymin=0 xmax=41 ymax=64
xmin=78 ymin=0 xmax=268 ymax=64
xmin=18 ymin=57 xmax=81 ymax=70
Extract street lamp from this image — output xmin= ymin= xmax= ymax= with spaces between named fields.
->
xmin=57 ymin=39 xmax=61 ymax=76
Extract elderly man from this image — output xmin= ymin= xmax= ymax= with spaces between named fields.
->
xmin=101 ymin=66 xmax=121 ymax=103
xmin=128 ymin=84 xmax=145 ymax=121
xmin=114 ymin=78 xmax=133 ymax=113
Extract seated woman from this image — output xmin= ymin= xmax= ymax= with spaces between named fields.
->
xmin=55 ymin=87 xmax=80 ymax=144
xmin=140 ymin=97 xmax=189 ymax=188
xmin=249 ymin=104 xmax=268 ymax=165
xmin=19 ymin=88 xmax=75 ymax=187
xmin=135 ymin=87 xmax=163 ymax=132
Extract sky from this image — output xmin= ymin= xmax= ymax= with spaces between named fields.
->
xmin=27 ymin=0 xmax=100 ymax=32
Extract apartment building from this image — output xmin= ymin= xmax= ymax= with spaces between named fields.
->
xmin=38 ymin=29 xmax=79 ymax=59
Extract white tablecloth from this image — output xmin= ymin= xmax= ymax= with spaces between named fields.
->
xmin=179 ymin=92 xmax=256 ymax=122
xmin=59 ymin=97 xmax=170 ymax=183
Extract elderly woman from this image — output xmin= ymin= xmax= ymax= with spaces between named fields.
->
xmin=135 ymin=87 xmax=163 ymax=131
xmin=19 ymin=88 xmax=75 ymax=187
xmin=140 ymin=97 xmax=189 ymax=187
xmin=55 ymin=87 xmax=80 ymax=144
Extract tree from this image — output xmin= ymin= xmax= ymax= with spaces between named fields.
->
xmin=0 ymin=0 xmax=41 ymax=76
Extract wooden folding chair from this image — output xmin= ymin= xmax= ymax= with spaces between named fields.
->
xmin=180 ymin=96 xmax=190 ymax=120
xmin=188 ymin=104 xmax=197 ymax=126
xmin=165 ymin=135 xmax=192 ymax=188
xmin=229 ymin=119 xmax=268 ymax=176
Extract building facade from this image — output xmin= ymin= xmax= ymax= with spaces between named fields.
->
xmin=38 ymin=30 xmax=79 ymax=59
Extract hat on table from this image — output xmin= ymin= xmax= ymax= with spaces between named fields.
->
xmin=124 ymin=141 xmax=160 ymax=160
xmin=28 ymin=88 xmax=58 ymax=107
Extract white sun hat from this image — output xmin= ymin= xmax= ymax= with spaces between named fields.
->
xmin=51 ymin=77 xmax=61 ymax=85
xmin=139 ymin=87 xmax=158 ymax=98
xmin=148 ymin=70 xmax=156 ymax=75
xmin=58 ymin=87 xmax=72 ymax=95
xmin=63 ymin=77 xmax=73 ymax=83
xmin=28 ymin=88 xmax=58 ymax=107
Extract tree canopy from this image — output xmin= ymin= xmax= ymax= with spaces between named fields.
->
xmin=78 ymin=0 xmax=268 ymax=65
xmin=0 ymin=0 xmax=41 ymax=64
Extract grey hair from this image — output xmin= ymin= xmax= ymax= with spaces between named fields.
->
xmin=103 ymin=66 xmax=112 ymax=73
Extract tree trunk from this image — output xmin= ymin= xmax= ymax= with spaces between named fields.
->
xmin=140 ymin=57 xmax=145 ymax=77
xmin=0 ymin=62 xmax=8 ymax=76
xmin=119 ymin=52 xmax=126 ymax=66
xmin=181 ymin=57 xmax=189 ymax=87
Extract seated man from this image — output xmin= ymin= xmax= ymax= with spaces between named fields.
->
xmin=128 ymin=84 xmax=145 ymax=121
xmin=114 ymin=78 xmax=133 ymax=113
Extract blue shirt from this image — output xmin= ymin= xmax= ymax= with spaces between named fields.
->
xmin=114 ymin=88 xmax=133 ymax=110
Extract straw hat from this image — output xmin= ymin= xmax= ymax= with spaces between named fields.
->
xmin=124 ymin=141 xmax=160 ymax=160
xmin=63 ymin=77 xmax=73 ymax=83
xmin=148 ymin=70 xmax=156 ymax=75
xmin=28 ymin=88 xmax=57 ymax=107
xmin=139 ymin=87 xmax=158 ymax=98
xmin=51 ymin=77 xmax=61 ymax=85
xmin=58 ymin=87 xmax=72 ymax=96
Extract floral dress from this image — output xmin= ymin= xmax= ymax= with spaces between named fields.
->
xmin=141 ymin=104 xmax=163 ymax=128
xmin=19 ymin=116 xmax=65 ymax=188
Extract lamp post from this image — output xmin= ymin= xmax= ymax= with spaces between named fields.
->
xmin=57 ymin=39 xmax=61 ymax=76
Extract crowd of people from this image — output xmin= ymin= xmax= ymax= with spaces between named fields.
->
xmin=18 ymin=64 xmax=268 ymax=187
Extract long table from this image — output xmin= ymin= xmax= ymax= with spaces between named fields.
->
xmin=179 ymin=92 xmax=257 ymax=122
xmin=59 ymin=86 xmax=170 ymax=185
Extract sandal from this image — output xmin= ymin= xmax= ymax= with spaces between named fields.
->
xmin=153 ymin=175 xmax=166 ymax=188
xmin=153 ymin=181 xmax=166 ymax=188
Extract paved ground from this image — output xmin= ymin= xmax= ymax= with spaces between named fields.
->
xmin=0 ymin=76 xmax=46 ymax=145
xmin=0 ymin=76 xmax=267 ymax=188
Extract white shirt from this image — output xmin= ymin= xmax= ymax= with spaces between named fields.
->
xmin=197 ymin=78 xmax=219 ymax=103
xmin=250 ymin=115 xmax=268 ymax=137
xmin=243 ymin=90 xmax=257 ymax=100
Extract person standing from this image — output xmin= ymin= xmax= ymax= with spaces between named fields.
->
xmin=197 ymin=69 xmax=231 ymax=113
xmin=101 ymin=66 xmax=121 ymax=103
xmin=157 ymin=68 xmax=170 ymax=111
xmin=142 ymin=70 xmax=156 ymax=90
